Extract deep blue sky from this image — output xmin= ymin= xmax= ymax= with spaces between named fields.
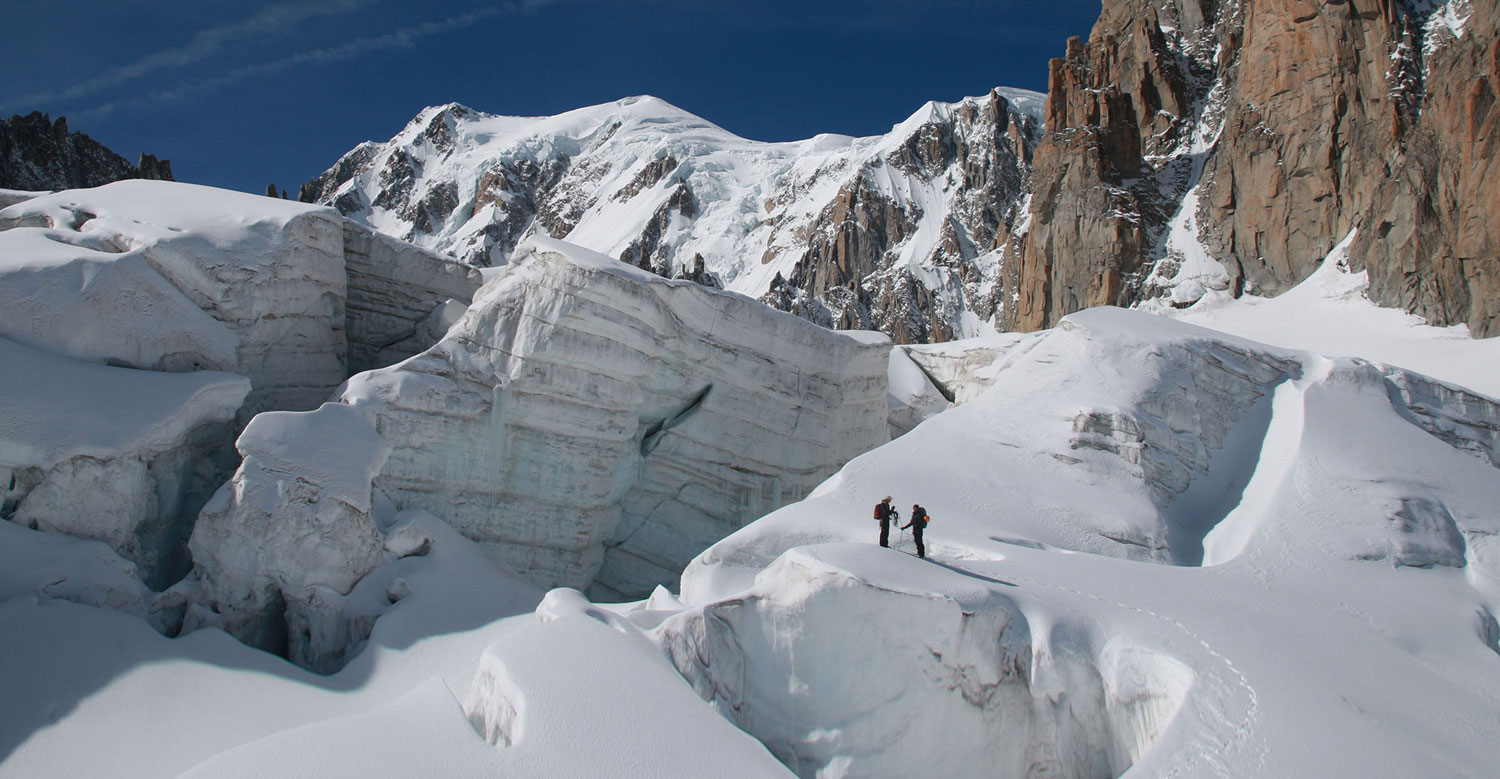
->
xmin=3 ymin=1 xmax=1100 ymax=196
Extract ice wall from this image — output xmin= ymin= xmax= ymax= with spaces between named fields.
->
xmin=186 ymin=403 xmax=390 ymax=667
xmin=0 ymin=338 xmax=248 ymax=589
xmin=0 ymin=181 xmax=347 ymax=417
xmin=0 ymin=181 xmax=483 ymax=422
xmin=0 ymin=180 xmax=481 ymax=614
xmin=342 ymin=220 xmax=482 ymax=374
xmin=657 ymin=545 xmax=1194 ymax=779
xmin=340 ymin=237 xmax=891 ymax=599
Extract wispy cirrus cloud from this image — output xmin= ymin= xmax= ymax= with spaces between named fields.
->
xmin=69 ymin=3 xmax=551 ymax=119
xmin=0 ymin=0 xmax=382 ymax=112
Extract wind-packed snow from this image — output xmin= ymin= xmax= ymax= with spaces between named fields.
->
xmin=0 ymin=337 xmax=247 ymax=469
xmin=885 ymin=346 xmax=952 ymax=436
xmin=665 ymin=303 xmax=1500 ymax=777
xmin=0 ymin=188 xmax=45 ymax=209
xmin=0 ymin=337 xmax=248 ymax=588
xmin=0 ymin=506 xmax=792 ymax=777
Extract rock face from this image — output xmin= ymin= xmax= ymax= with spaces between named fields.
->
xmin=336 ymin=238 xmax=891 ymax=599
xmin=136 ymin=154 xmax=173 ymax=182
xmin=0 ymin=112 xmax=173 ymax=191
xmin=303 ymin=92 xmax=1043 ymax=345
xmin=1356 ymin=0 xmax=1500 ymax=335
xmin=1009 ymin=0 xmax=1499 ymax=337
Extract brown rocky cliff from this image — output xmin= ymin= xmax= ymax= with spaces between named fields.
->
xmin=1009 ymin=0 xmax=1499 ymax=339
xmin=775 ymin=89 xmax=1039 ymax=342
xmin=1007 ymin=1 xmax=1201 ymax=332
xmin=1199 ymin=0 xmax=1408 ymax=295
xmin=1355 ymin=0 xmax=1500 ymax=335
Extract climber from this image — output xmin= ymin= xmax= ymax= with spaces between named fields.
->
xmin=902 ymin=504 xmax=929 ymax=558
xmin=874 ymin=496 xmax=899 ymax=548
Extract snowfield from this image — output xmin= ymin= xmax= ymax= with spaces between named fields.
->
xmin=2 ymin=191 xmax=1498 ymax=777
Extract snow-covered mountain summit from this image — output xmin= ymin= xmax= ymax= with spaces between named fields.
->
xmin=302 ymin=90 xmax=1043 ymax=343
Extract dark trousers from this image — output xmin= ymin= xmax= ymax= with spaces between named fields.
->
xmin=912 ymin=530 xmax=924 ymax=557
xmin=879 ymin=520 xmax=890 ymax=547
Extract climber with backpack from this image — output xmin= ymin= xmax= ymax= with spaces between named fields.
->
xmin=874 ymin=496 xmax=899 ymax=548
xmin=902 ymin=504 xmax=930 ymax=558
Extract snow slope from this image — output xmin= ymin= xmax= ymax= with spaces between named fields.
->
xmin=1152 ymin=230 xmax=1500 ymax=398
xmin=661 ymin=306 xmax=1500 ymax=777
xmin=0 ymin=511 xmax=787 ymax=777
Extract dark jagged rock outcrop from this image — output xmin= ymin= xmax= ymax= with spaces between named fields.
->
xmin=1009 ymin=0 xmax=1499 ymax=338
xmin=1 ymin=112 xmax=174 ymax=191
xmin=137 ymin=154 xmax=173 ymax=182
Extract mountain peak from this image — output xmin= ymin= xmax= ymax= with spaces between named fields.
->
xmin=303 ymin=86 xmax=1044 ymax=343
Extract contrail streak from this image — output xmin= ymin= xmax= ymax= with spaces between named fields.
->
xmin=0 ymin=0 xmax=380 ymax=112
xmin=74 ymin=5 xmax=535 ymax=119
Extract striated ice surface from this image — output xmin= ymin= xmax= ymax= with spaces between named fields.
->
xmin=175 ymin=234 xmax=891 ymax=669
xmin=4 ymin=221 xmax=1500 ymax=774
xmin=338 ymin=237 xmax=892 ymax=599
xmin=0 ymin=181 xmax=349 ymax=417
xmin=187 ymin=402 xmax=390 ymax=667
xmin=341 ymin=220 xmax=482 ymax=374
xmin=0 ymin=181 xmax=483 ymax=422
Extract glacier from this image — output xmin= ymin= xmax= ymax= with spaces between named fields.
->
xmin=1 ymin=176 xmax=1499 ymax=777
